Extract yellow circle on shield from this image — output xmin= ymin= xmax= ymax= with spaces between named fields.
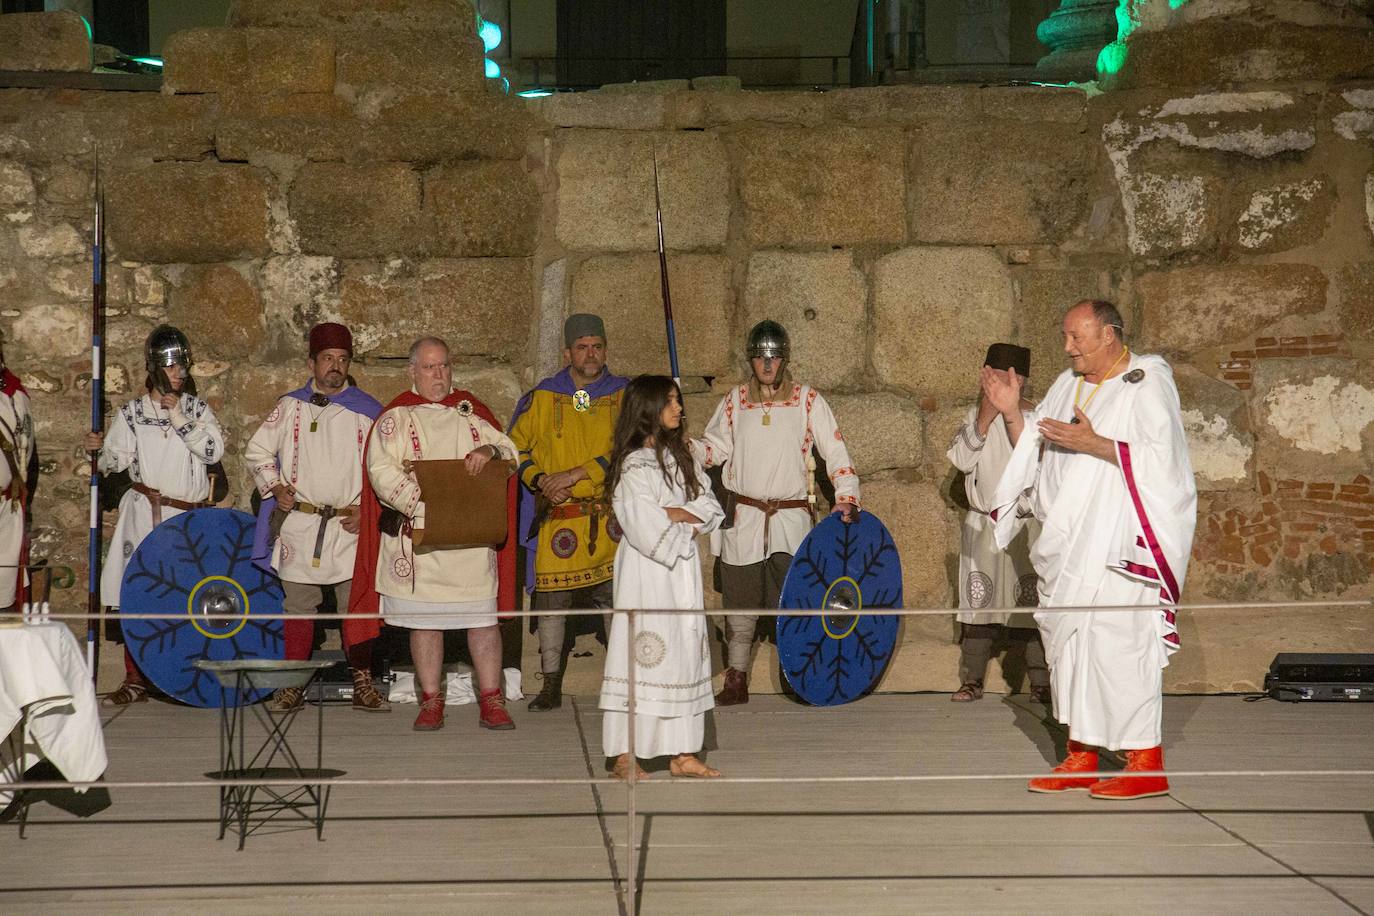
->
xmin=186 ymin=575 xmax=250 ymax=640
xmin=820 ymin=576 xmax=862 ymax=640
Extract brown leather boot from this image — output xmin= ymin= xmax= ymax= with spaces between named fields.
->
xmin=350 ymin=668 xmax=391 ymax=713
xmin=527 ymin=672 xmax=563 ymax=711
xmin=715 ymin=667 xmax=749 ymax=706
xmin=267 ymin=686 xmax=304 ymax=713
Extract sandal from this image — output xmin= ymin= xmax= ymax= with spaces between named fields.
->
xmin=101 ymin=680 xmax=148 ymax=707
xmin=669 ymin=754 xmax=721 ymax=779
xmin=611 ymin=754 xmax=650 ymax=781
xmin=951 ymin=681 xmax=984 ymax=702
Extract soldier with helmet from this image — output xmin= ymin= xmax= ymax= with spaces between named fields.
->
xmin=696 ymin=320 xmax=862 ymax=705
xmin=85 ymin=324 xmax=225 ymax=706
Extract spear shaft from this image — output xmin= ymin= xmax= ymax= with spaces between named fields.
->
xmin=87 ymin=158 xmax=105 ymax=679
xmin=651 ymin=153 xmax=681 ymax=385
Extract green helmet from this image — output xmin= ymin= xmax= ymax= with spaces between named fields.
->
xmin=746 ymin=320 xmax=789 ymax=360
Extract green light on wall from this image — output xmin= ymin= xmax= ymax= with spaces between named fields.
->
xmin=479 ymin=20 xmax=502 ymax=53
xmin=1097 ymin=0 xmax=1193 ymax=78
xmin=1096 ymin=40 xmax=1129 ymax=76
xmin=80 ymin=16 xmax=93 ymax=42
xmin=484 ymin=58 xmax=501 ymax=79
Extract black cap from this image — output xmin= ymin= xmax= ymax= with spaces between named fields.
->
xmin=985 ymin=343 xmax=1030 ymax=377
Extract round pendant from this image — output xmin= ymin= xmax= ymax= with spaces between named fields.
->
xmin=572 ymin=389 xmax=591 ymax=412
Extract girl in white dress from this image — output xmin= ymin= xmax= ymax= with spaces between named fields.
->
xmin=599 ymin=376 xmax=725 ymax=780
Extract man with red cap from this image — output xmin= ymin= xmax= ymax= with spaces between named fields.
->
xmin=246 ymin=322 xmax=389 ymax=712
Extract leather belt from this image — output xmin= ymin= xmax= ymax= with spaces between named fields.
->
xmin=546 ymin=499 xmax=607 ymax=556
xmin=132 ymin=481 xmax=209 ymax=526
xmin=733 ymin=494 xmax=810 ymax=556
xmin=291 ymin=500 xmax=357 ymax=568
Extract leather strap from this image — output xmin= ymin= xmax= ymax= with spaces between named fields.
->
xmin=131 ymin=481 xmax=209 ymax=525
xmin=546 ymin=499 xmax=606 ymax=555
xmin=732 ymin=494 xmax=810 ymax=556
xmin=290 ymin=500 xmax=358 ymax=568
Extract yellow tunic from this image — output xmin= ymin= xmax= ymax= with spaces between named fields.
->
xmin=509 ymin=384 xmax=622 ymax=592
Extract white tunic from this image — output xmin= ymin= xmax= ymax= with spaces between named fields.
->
xmin=98 ymin=394 xmax=224 ymax=607
xmin=0 ymin=385 xmax=34 ymax=606
xmin=367 ymin=391 xmax=516 ymax=609
xmin=697 ymin=382 xmax=859 ymax=566
xmin=244 ymin=386 xmax=371 ymax=584
xmin=946 ymin=406 xmax=1039 ymax=627
xmin=600 ymin=448 xmax=724 ymax=758
xmin=992 ymin=353 xmax=1196 ymax=750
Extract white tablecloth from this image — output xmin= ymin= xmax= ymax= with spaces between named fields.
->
xmin=0 ymin=622 xmax=108 ymax=806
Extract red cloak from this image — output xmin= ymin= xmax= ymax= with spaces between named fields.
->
xmin=343 ymin=389 xmax=518 ymax=648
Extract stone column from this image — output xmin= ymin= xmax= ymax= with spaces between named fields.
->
xmin=1034 ymin=0 xmax=1118 ymax=82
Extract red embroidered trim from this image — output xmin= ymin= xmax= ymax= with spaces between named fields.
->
xmin=738 ymin=383 xmax=802 ymax=409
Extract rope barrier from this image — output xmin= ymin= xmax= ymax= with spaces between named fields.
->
xmin=5 ymin=769 xmax=1373 ymax=794
xmin=18 ymin=597 xmax=1374 ymax=622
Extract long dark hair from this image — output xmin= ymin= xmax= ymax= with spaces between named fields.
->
xmin=605 ymin=375 xmax=701 ymax=502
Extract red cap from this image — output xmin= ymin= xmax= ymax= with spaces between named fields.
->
xmin=309 ymin=322 xmax=353 ymax=358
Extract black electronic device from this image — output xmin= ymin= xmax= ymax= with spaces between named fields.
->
xmin=1264 ymin=653 xmax=1374 ymax=702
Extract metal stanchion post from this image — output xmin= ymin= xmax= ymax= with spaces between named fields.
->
xmin=626 ymin=607 xmax=638 ymax=912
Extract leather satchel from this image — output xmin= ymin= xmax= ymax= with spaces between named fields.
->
xmin=407 ymin=458 xmax=512 ymax=549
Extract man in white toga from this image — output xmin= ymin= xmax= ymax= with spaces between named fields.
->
xmin=983 ymin=300 xmax=1196 ymax=800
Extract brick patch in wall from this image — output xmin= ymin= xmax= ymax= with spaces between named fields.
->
xmin=1217 ymin=334 xmax=1350 ymax=391
xmin=1196 ymin=472 xmax=1374 ymax=577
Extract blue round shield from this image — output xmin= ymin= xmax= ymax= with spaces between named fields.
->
xmin=120 ymin=508 xmax=285 ymax=707
xmin=776 ymin=512 xmax=902 ymax=706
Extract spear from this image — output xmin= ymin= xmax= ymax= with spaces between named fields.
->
xmin=87 ymin=156 xmax=105 ymax=679
xmin=651 ymin=152 xmax=681 ymax=385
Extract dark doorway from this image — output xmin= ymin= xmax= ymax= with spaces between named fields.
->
xmin=93 ymin=0 xmax=149 ymax=56
xmin=556 ymin=0 xmax=726 ymax=89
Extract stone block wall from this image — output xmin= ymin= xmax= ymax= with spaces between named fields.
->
xmin=0 ymin=1 xmax=537 ymax=638
xmin=1 ymin=1 xmax=1371 ymax=695
xmin=526 ymin=72 xmax=1374 ymax=693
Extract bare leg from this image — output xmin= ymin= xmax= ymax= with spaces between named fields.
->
xmin=466 ymin=624 xmax=503 ymax=694
xmin=410 ymin=629 xmax=444 ymax=695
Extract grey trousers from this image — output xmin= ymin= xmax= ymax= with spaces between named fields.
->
xmin=533 ymin=580 xmax=614 ymax=675
xmin=281 ymin=579 xmax=352 ymax=617
xmin=718 ymin=552 xmax=792 ymax=672
xmin=958 ymin=622 xmax=1049 ymax=689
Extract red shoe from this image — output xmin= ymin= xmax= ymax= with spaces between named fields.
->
xmin=413 ymin=690 xmax=445 ymax=731
xmin=478 ymin=688 xmax=515 ymax=730
xmin=1090 ymin=746 xmax=1169 ymax=800
xmin=1028 ymin=739 xmax=1099 ymax=793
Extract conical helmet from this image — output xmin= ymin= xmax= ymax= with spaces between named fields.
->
xmin=145 ymin=324 xmax=193 ymax=372
xmin=746 ymin=320 xmax=789 ymax=360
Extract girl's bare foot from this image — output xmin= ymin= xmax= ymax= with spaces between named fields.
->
xmin=669 ymin=753 xmax=721 ymax=778
xmin=612 ymin=753 xmax=649 ymax=781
